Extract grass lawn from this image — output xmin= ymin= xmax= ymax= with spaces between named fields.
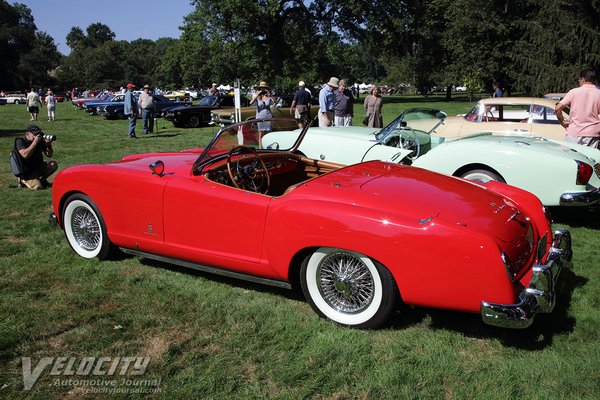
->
xmin=0 ymin=97 xmax=599 ymax=399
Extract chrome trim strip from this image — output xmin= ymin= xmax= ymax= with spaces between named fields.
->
xmin=481 ymin=229 xmax=572 ymax=328
xmin=560 ymin=187 xmax=600 ymax=206
xmin=119 ymin=248 xmax=292 ymax=290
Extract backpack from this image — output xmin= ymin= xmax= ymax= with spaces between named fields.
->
xmin=9 ymin=138 xmax=28 ymax=178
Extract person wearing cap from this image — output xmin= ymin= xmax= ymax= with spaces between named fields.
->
xmin=334 ymin=79 xmax=354 ymax=126
xmin=124 ymin=83 xmax=139 ymax=138
xmin=318 ymin=77 xmax=339 ymax=127
xmin=208 ymin=83 xmax=219 ymax=96
xmin=250 ymin=81 xmax=273 ymax=146
xmin=138 ymin=85 xmax=155 ymax=134
xmin=290 ymin=81 xmax=312 ymax=128
xmin=15 ymin=124 xmax=58 ymax=189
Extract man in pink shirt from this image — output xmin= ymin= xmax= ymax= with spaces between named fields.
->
xmin=555 ymin=68 xmax=600 ymax=149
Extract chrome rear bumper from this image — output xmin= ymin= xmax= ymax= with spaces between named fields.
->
xmin=481 ymin=229 xmax=572 ymax=329
xmin=560 ymin=187 xmax=600 ymax=206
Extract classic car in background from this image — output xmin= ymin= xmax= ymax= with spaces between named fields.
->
xmin=163 ymin=90 xmax=188 ymax=101
xmin=97 ymin=94 xmax=191 ymax=119
xmin=51 ymin=118 xmax=571 ymax=329
xmin=163 ymin=95 xmax=250 ymax=128
xmin=418 ymin=97 xmax=569 ymax=141
xmin=72 ymin=92 xmax=111 ymax=109
xmin=0 ymin=92 xmax=27 ymax=104
xmin=84 ymin=94 xmax=127 ymax=115
xmin=211 ymin=95 xmax=319 ymax=126
xmin=262 ymin=109 xmax=600 ymax=207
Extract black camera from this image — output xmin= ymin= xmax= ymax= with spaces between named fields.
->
xmin=37 ymin=133 xmax=56 ymax=142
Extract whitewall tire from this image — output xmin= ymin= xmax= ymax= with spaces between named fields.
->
xmin=301 ymin=247 xmax=399 ymax=329
xmin=63 ymin=194 xmax=113 ymax=260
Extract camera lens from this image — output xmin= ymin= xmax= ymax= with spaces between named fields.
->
xmin=43 ymin=134 xmax=56 ymax=142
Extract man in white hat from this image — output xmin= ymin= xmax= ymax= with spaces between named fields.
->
xmin=318 ymin=77 xmax=339 ymax=127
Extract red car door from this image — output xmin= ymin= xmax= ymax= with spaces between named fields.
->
xmin=162 ymin=174 xmax=270 ymax=267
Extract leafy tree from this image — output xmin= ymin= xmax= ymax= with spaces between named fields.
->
xmin=0 ymin=1 xmax=36 ymax=90
xmin=18 ymin=31 xmax=62 ymax=88
xmin=510 ymin=0 xmax=600 ymax=95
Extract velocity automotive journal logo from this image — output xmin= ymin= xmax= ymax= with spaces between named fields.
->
xmin=21 ymin=356 xmax=161 ymax=394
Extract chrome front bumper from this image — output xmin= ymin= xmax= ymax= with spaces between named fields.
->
xmin=481 ymin=229 xmax=573 ymax=329
xmin=560 ymin=187 xmax=600 ymax=206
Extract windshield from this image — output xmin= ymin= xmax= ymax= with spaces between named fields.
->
xmin=375 ymin=108 xmax=446 ymax=141
xmin=194 ymin=117 xmax=306 ymax=172
xmin=198 ymin=96 xmax=218 ymax=106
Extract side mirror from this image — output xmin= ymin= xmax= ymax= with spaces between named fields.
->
xmin=400 ymin=121 xmax=407 ymax=127
xmin=150 ymin=160 xmax=165 ymax=176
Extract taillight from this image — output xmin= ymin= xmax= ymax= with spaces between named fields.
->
xmin=576 ymin=161 xmax=593 ymax=185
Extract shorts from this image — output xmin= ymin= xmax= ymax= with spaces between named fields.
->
xmin=294 ymin=105 xmax=310 ymax=122
xmin=28 ymin=106 xmax=39 ymax=113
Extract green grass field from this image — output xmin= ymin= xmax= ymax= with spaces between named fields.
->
xmin=1 ymin=98 xmax=599 ymax=399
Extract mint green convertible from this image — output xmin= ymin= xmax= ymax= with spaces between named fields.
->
xmin=262 ymin=109 xmax=600 ymax=207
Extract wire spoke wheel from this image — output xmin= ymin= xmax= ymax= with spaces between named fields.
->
xmin=63 ymin=194 xmax=114 ymax=260
xmin=317 ymin=252 xmax=375 ymax=314
xmin=301 ymin=247 xmax=399 ymax=328
xmin=70 ymin=206 xmax=101 ymax=251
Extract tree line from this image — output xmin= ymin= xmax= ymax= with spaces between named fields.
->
xmin=2 ymin=0 xmax=599 ymax=97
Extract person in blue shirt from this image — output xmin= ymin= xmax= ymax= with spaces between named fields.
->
xmin=124 ymin=83 xmax=138 ymax=139
xmin=492 ymin=82 xmax=503 ymax=98
xmin=318 ymin=77 xmax=339 ymax=127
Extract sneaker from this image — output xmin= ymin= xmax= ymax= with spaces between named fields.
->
xmin=129 ymin=135 xmax=138 ymax=139
xmin=18 ymin=179 xmax=26 ymax=188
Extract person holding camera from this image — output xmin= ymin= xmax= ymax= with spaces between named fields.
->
xmin=250 ymin=81 xmax=273 ymax=147
xmin=16 ymin=124 xmax=58 ymax=190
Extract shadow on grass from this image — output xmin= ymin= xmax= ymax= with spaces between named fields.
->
xmin=138 ymin=253 xmax=584 ymax=349
xmin=549 ymin=205 xmax=600 ymax=229
xmin=0 ymin=128 xmax=24 ymax=138
xmin=389 ymin=268 xmax=586 ymax=350
xmin=139 ymin=257 xmax=304 ymax=301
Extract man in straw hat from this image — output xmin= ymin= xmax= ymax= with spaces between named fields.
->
xmin=318 ymin=77 xmax=339 ymax=127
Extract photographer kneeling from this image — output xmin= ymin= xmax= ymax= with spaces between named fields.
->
xmin=16 ymin=124 xmax=58 ymax=190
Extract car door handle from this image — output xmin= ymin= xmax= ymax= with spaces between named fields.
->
xmin=513 ymin=129 xmax=529 ymax=133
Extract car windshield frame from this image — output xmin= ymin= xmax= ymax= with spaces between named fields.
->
xmin=375 ymin=108 xmax=446 ymax=142
xmin=193 ymin=116 xmax=309 ymax=174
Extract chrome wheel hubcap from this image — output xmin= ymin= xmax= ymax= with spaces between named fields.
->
xmin=71 ymin=206 xmax=101 ymax=251
xmin=317 ymin=252 xmax=375 ymax=314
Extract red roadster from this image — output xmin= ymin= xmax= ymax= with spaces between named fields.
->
xmin=51 ymin=118 xmax=572 ymax=329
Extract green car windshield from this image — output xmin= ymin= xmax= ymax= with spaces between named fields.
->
xmin=375 ymin=108 xmax=446 ymax=142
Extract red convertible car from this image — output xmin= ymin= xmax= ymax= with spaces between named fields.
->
xmin=51 ymin=118 xmax=572 ymax=329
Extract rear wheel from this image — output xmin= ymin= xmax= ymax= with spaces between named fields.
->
xmin=460 ymin=168 xmax=505 ymax=183
xmin=188 ymin=115 xmax=201 ymax=128
xmin=63 ymin=194 xmax=114 ymax=260
xmin=300 ymin=247 xmax=399 ymax=328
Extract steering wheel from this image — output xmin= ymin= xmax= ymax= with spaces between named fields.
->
xmin=226 ymin=146 xmax=270 ymax=194
xmin=396 ymin=128 xmax=421 ymax=160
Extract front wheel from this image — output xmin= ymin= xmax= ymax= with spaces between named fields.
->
xmin=300 ymin=247 xmax=399 ymax=328
xmin=63 ymin=194 xmax=114 ymax=260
